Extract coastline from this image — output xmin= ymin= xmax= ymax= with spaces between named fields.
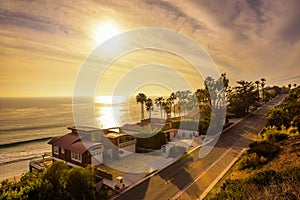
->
xmin=0 ymin=160 xmax=29 ymax=182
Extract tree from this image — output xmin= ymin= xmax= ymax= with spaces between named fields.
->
xmin=228 ymin=80 xmax=256 ymax=117
xmin=204 ymin=75 xmax=227 ymax=109
xmin=221 ymin=73 xmax=229 ymax=89
xmin=145 ymin=98 xmax=153 ymax=119
xmin=66 ymin=167 xmax=95 ymax=200
xmin=266 ymin=107 xmax=290 ymax=129
xmin=255 ymin=80 xmax=260 ymax=102
xmin=0 ymin=162 xmax=109 ymax=200
xmin=136 ymin=93 xmax=147 ymax=120
xmin=195 ymin=88 xmax=210 ymax=107
xmin=261 ymin=78 xmax=266 ymax=102
xmin=266 ymin=86 xmax=300 ymax=130
xmin=169 ymin=92 xmax=177 ymax=117
xmin=205 ymin=76 xmax=217 ymax=107
xmin=162 ymin=98 xmax=172 ymax=119
xmin=175 ymin=90 xmax=193 ymax=115
xmin=134 ymin=130 xmax=167 ymax=150
xmin=155 ymin=96 xmax=164 ymax=118
xmin=42 ymin=161 xmax=70 ymax=199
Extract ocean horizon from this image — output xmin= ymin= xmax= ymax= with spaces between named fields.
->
xmin=0 ymin=96 xmax=145 ymax=171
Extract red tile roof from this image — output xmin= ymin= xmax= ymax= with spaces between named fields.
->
xmin=48 ymin=133 xmax=102 ymax=154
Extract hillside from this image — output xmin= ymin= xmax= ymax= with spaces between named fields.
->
xmin=206 ymin=86 xmax=300 ymax=200
xmin=206 ymin=134 xmax=300 ymax=200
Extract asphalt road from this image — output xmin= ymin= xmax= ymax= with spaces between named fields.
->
xmin=112 ymin=95 xmax=286 ymax=200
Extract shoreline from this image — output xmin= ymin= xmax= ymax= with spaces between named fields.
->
xmin=0 ymin=160 xmax=30 ymax=182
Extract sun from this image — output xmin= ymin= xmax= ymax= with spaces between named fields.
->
xmin=93 ymin=21 xmax=121 ymax=44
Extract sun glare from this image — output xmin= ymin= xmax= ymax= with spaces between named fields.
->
xmin=93 ymin=21 xmax=121 ymax=44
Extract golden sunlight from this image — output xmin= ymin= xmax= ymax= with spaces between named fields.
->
xmin=92 ymin=21 xmax=121 ymax=44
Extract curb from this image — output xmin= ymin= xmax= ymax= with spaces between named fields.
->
xmin=109 ymin=95 xmax=285 ymax=200
xmin=199 ymin=148 xmax=247 ymax=200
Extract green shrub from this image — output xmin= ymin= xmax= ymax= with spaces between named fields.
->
xmin=214 ymin=179 xmax=244 ymax=200
xmin=266 ymin=132 xmax=288 ymax=143
xmin=237 ymin=153 xmax=260 ymax=170
xmin=134 ymin=131 xmax=167 ymax=150
xmin=0 ymin=162 xmax=110 ymax=200
xmin=262 ymin=126 xmax=289 ymax=142
xmin=250 ymin=170 xmax=283 ymax=187
xmin=281 ymin=167 xmax=300 ymax=183
xmin=211 ymin=168 xmax=300 ymax=200
xmin=287 ymin=126 xmax=299 ymax=135
xmin=248 ymin=141 xmax=280 ymax=159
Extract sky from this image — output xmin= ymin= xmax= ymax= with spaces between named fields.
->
xmin=1 ymin=0 xmax=300 ymax=97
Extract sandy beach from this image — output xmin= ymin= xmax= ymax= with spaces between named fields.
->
xmin=0 ymin=160 xmax=29 ymax=182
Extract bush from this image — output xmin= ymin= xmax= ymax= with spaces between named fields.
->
xmin=237 ymin=153 xmax=260 ymax=170
xmin=287 ymin=126 xmax=299 ymax=135
xmin=134 ymin=131 xmax=167 ymax=150
xmin=213 ymin=179 xmax=244 ymax=200
xmin=211 ymin=167 xmax=300 ymax=200
xmin=265 ymin=131 xmax=289 ymax=143
xmin=248 ymin=141 xmax=280 ymax=159
xmin=66 ymin=167 xmax=95 ymax=200
xmin=0 ymin=162 xmax=109 ymax=200
xmin=250 ymin=170 xmax=283 ymax=187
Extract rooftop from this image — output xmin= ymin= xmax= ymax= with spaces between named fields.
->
xmin=48 ymin=132 xmax=103 ymax=153
xmin=106 ymin=132 xmax=127 ymax=139
xmin=68 ymin=126 xmax=101 ymax=133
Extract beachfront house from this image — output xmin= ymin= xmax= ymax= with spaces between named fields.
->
xmin=104 ymin=127 xmax=136 ymax=158
xmin=48 ymin=126 xmax=136 ymax=167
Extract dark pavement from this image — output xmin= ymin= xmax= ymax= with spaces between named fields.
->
xmin=112 ymin=95 xmax=286 ymax=200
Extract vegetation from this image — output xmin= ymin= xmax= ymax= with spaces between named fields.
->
xmin=0 ymin=162 xmax=115 ymax=200
xmin=133 ymin=130 xmax=167 ymax=150
xmin=3 ymin=75 xmax=297 ymax=199
xmin=210 ymin=167 xmax=300 ymax=200
xmin=208 ymin=87 xmax=300 ymax=199
xmin=145 ymin=98 xmax=153 ymax=118
xmin=210 ymin=133 xmax=300 ymax=199
xmin=136 ymin=93 xmax=147 ymax=120
xmin=266 ymin=86 xmax=300 ymax=130
xmin=228 ymin=80 xmax=257 ymax=117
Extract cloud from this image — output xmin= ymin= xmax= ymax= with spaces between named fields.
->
xmin=0 ymin=8 xmax=71 ymax=35
xmin=163 ymin=0 xmax=300 ymax=86
xmin=0 ymin=0 xmax=300 ymax=96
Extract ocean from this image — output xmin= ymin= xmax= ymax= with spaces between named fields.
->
xmin=0 ymin=97 xmax=144 ymax=179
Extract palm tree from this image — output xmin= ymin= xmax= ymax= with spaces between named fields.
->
xmin=169 ymin=92 xmax=177 ymax=117
xmin=162 ymin=99 xmax=172 ymax=119
xmin=155 ymin=97 xmax=164 ymax=119
xmin=260 ymin=78 xmax=266 ymax=102
xmin=205 ymin=76 xmax=217 ymax=108
xmin=145 ymin=98 xmax=153 ymax=119
xmin=288 ymin=84 xmax=292 ymax=90
xmin=136 ymin=93 xmax=147 ymax=121
xmin=255 ymin=80 xmax=260 ymax=102
xmin=175 ymin=91 xmax=184 ymax=116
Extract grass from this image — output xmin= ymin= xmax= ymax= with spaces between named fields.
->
xmin=205 ymin=134 xmax=300 ymax=199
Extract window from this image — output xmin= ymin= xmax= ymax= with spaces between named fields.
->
xmin=53 ymin=146 xmax=59 ymax=155
xmin=61 ymin=148 xmax=65 ymax=154
xmin=71 ymin=151 xmax=82 ymax=162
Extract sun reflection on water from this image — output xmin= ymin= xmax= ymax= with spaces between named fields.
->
xmin=94 ymin=96 xmax=140 ymax=129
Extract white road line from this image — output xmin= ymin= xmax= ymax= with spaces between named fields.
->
xmin=199 ymin=148 xmax=247 ymax=200
xmin=171 ymin=148 xmax=233 ymax=200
